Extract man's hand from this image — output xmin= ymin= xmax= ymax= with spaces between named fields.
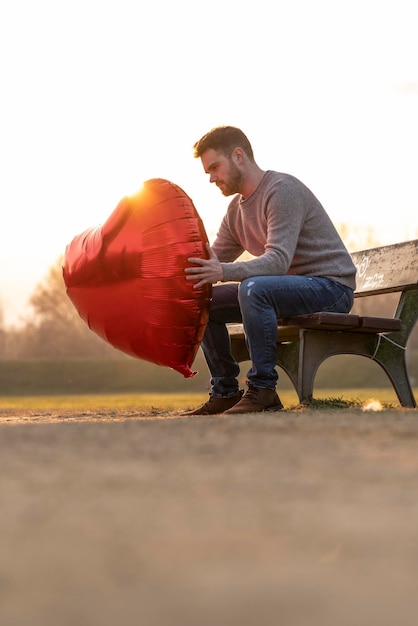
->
xmin=185 ymin=243 xmax=223 ymax=288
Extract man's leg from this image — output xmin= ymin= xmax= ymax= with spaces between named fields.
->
xmin=182 ymin=283 xmax=243 ymax=415
xmin=225 ymin=275 xmax=353 ymax=414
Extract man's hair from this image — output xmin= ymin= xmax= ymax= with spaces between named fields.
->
xmin=193 ymin=126 xmax=254 ymax=160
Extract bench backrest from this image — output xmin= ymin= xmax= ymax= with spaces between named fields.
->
xmin=351 ymin=239 xmax=418 ymax=297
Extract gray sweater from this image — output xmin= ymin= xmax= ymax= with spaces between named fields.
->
xmin=212 ymin=171 xmax=356 ymax=290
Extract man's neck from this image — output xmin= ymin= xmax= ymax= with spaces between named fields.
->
xmin=240 ymin=166 xmax=266 ymax=199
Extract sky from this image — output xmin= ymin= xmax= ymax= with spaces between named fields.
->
xmin=0 ymin=0 xmax=417 ymax=327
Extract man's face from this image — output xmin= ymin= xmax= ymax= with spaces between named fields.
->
xmin=200 ymin=148 xmax=243 ymax=196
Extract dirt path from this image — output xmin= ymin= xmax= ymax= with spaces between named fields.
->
xmin=1 ymin=408 xmax=418 ymax=625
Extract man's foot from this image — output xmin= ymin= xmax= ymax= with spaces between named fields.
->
xmin=223 ymin=385 xmax=283 ymax=414
xmin=181 ymin=390 xmax=244 ymax=415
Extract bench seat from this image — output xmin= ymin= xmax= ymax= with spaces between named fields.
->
xmin=228 ymin=313 xmax=401 ymax=343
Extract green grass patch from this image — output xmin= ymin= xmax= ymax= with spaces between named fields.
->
xmin=298 ymin=396 xmax=398 ymax=410
xmin=0 ymin=393 xmax=209 ymax=411
xmin=0 ymin=388 xmax=411 ymax=411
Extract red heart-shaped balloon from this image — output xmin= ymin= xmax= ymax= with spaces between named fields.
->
xmin=62 ymin=179 xmax=211 ymax=377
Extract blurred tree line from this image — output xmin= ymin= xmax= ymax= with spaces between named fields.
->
xmin=0 ymin=258 xmax=116 ymax=359
xmin=0 ymin=226 xmax=417 ymax=360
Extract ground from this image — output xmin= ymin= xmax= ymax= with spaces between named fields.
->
xmin=1 ymin=408 xmax=418 ymax=626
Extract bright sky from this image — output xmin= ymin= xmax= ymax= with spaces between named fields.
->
xmin=1 ymin=0 xmax=417 ymax=327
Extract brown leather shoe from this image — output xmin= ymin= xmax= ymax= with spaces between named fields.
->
xmin=224 ymin=385 xmax=283 ymax=414
xmin=181 ymin=390 xmax=244 ymax=415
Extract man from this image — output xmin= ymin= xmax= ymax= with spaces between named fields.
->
xmin=184 ymin=126 xmax=356 ymax=415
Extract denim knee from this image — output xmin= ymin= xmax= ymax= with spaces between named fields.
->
xmin=238 ymin=278 xmax=261 ymax=310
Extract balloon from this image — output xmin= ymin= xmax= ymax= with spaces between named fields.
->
xmin=62 ymin=178 xmax=212 ymax=378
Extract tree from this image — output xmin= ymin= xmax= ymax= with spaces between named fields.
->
xmin=15 ymin=257 xmax=116 ymax=358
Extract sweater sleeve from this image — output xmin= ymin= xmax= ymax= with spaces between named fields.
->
xmin=212 ymin=215 xmax=245 ymax=263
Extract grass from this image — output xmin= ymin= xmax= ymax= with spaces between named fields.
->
xmin=0 ymin=388 xmax=412 ymax=411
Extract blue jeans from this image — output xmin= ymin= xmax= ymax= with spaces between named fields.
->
xmin=201 ymin=276 xmax=354 ymax=396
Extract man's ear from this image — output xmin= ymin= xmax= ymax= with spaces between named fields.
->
xmin=232 ymin=147 xmax=245 ymax=164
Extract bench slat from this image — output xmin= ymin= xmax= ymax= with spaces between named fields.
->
xmin=352 ymin=239 xmax=418 ymax=296
xmin=359 ymin=316 xmax=401 ymax=332
xmin=279 ymin=312 xmax=360 ymax=329
xmin=228 ymin=314 xmax=401 ymax=340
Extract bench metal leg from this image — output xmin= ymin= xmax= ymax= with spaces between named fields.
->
xmin=298 ymin=330 xmax=416 ymax=408
xmin=371 ymin=334 xmax=416 ymax=408
xmin=230 ymin=327 xmax=416 ymax=408
xmin=275 ymin=341 xmax=300 ymax=395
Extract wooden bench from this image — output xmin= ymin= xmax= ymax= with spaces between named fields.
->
xmin=228 ymin=239 xmax=418 ymax=408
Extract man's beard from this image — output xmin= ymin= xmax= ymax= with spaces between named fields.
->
xmin=219 ymin=163 xmax=242 ymax=196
